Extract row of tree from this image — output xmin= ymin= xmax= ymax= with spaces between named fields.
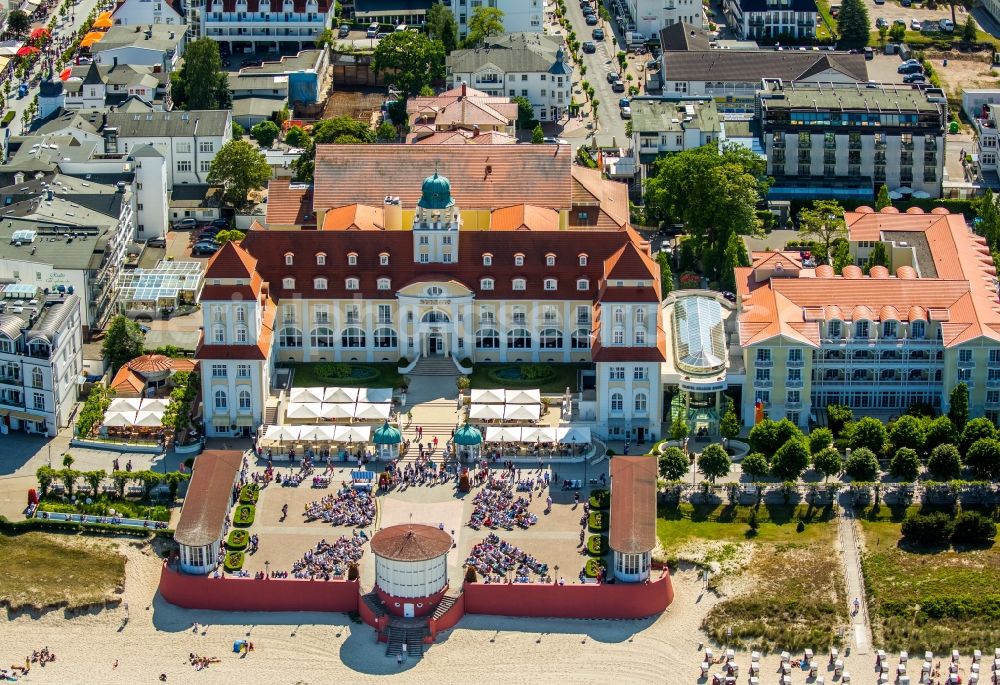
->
xmin=36 ymin=465 xmax=189 ymax=500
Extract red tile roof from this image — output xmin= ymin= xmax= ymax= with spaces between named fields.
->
xmin=196 ymin=297 xmax=275 ymax=360
xmin=370 ymin=524 xmax=452 ymax=562
xmin=610 ymin=456 xmax=658 ymax=554
xmin=204 ymin=241 xmax=258 ymax=279
xmin=321 ymin=204 xmax=385 ymax=231
xmin=265 ymin=182 xmax=315 ymax=227
xmin=490 ymin=204 xmax=560 ymax=231
xmin=174 ymin=451 xmax=243 ymax=547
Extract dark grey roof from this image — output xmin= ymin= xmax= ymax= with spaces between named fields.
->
xmin=104 ymin=110 xmax=230 ymax=138
xmin=0 ymin=315 xmax=23 ymax=340
xmin=739 ymin=0 xmax=817 ymax=12
xmin=129 ymin=144 xmax=163 ymax=159
xmin=83 ymin=62 xmax=103 ymax=86
xmin=661 ymin=50 xmax=867 ymax=83
xmin=447 ymin=33 xmax=570 ymax=75
xmin=659 ymin=22 xmax=712 ymax=51
xmin=32 ymin=109 xmax=104 ymax=137
xmin=91 ymin=24 xmax=184 ymax=53
xmin=354 ymin=0 xmax=431 ymax=12
xmin=27 ymin=294 xmax=79 ymax=343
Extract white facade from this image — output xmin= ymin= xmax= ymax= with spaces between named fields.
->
xmin=112 ymin=0 xmax=186 ymax=25
xmin=202 ymin=0 xmax=333 ymax=52
xmin=93 ymin=42 xmax=183 ymax=71
xmin=447 ymin=66 xmax=571 ymax=122
xmin=178 ymin=540 xmax=221 ymax=574
xmin=628 ymin=0 xmax=702 ymax=37
xmin=374 ymin=553 xmax=448 ymax=599
xmin=723 ymin=0 xmax=817 ymax=40
xmin=452 ymin=0 xmax=543 ymax=38
xmin=132 ymin=146 xmax=171 ymax=239
xmin=613 ymin=550 xmax=652 ymax=582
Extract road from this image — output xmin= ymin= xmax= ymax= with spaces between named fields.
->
xmin=7 ymin=0 xmax=110 ymax=134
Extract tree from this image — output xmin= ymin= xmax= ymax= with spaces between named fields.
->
xmin=376 ymin=121 xmax=397 ymax=142
xmin=749 ymin=418 xmax=803 ymax=458
xmin=827 ymin=404 xmax=853 ymax=437
xmin=670 ymin=415 xmax=689 ymax=442
xmin=62 ymin=453 xmax=74 ymax=469
xmin=924 ymin=415 xmax=959 ymax=452
xmin=877 ymin=23 xmax=889 ymax=45
xmin=511 ymin=95 xmax=535 ymax=130
xmin=214 ymin=229 xmax=246 ymax=245
xmin=797 ymin=200 xmax=846 ymax=260
xmin=720 ymin=403 xmax=741 ymax=441
xmin=208 ymin=140 xmax=272 ymax=209
xmin=927 ymin=443 xmax=963 ymax=480
xmin=949 ymin=382 xmax=970 ymax=432
xmin=721 ymin=231 xmax=750 ymax=290
xmin=770 ymin=438 xmax=810 ymax=481
xmin=849 ymin=417 xmax=888 ymax=456
xmin=845 ymin=447 xmax=880 ymax=482
xmin=741 ymin=452 xmax=770 ymax=480
xmin=812 ymin=447 xmax=843 ymax=482
xmin=103 ymin=316 xmax=144 ymax=374
xmin=965 ymin=438 xmax=1000 ymax=480
xmin=889 ymin=414 xmax=926 ymax=455
xmin=84 ymin=469 xmax=106 ymax=495
xmin=232 ymin=121 xmax=245 ymax=139
xmin=962 ymin=15 xmax=979 ymax=41
xmin=175 ymin=38 xmax=229 ymax=110
xmin=426 ymin=1 xmax=459 ymax=53
xmin=6 ymin=10 xmax=31 ymax=38
xmin=656 ymin=252 xmax=673 ymax=297
xmin=465 ymin=6 xmax=505 ymax=46
xmin=658 ymin=447 xmax=689 ymax=481
xmin=531 ymin=123 xmax=544 ymax=144
xmin=961 ymin=416 xmax=996 ymax=455
xmin=284 ymin=125 xmax=310 ymax=148
xmin=249 ymin=120 xmax=280 ymax=148
xmin=866 ymin=241 xmax=889 ymax=272
xmin=875 ymin=184 xmax=892 ymax=210
xmin=372 ymin=31 xmax=446 ymax=97
xmin=901 ymin=511 xmax=955 ymax=546
xmin=890 ymin=447 xmax=921 ymax=481
xmin=314 ymin=28 xmax=333 ymax=48
xmin=952 ymin=510 xmax=996 ymax=545
xmin=698 ymin=444 xmax=731 ymax=483
xmin=837 ymin=0 xmax=870 ymax=46
xmin=889 ymin=22 xmax=906 ymax=42
xmin=808 ymin=427 xmax=833 ymax=455
xmin=831 ymin=239 xmax=853 ymax=274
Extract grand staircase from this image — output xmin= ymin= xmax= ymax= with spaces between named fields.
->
xmin=431 ymin=592 xmax=460 ymax=620
xmin=409 ymin=357 xmax=459 ymax=376
xmin=385 ymin=617 xmax=430 ymax=660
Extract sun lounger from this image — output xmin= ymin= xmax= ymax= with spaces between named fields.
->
xmin=925 ymin=651 xmax=934 ymax=662
xmin=751 ymin=651 xmax=760 ymax=663
xmin=842 ymin=672 xmax=851 ymax=683
xmin=804 ymin=649 xmax=813 ymax=663
xmin=901 ymin=651 xmax=909 ymax=663
xmin=780 ymin=651 xmax=790 ymax=662
xmin=975 ymin=650 xmax=982 ymax=663
xmin=953 ymin=650 xmax=961 ymax=662
xmin=877 ymin=650 xmax=887 ymax=665
xmin=877 ymin=674 xmax=888 ymax=685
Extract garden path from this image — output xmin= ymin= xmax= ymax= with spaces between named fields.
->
xmin=838 ymin=500 xmax=872 ymax=656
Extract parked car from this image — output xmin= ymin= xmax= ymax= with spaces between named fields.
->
xmin=893 ymin=18 xmax=906 ymax=27
xmin=607 ymin=70 xmax=618 ymax=83
xmin=910 ymin=18 xmax=921 ymax=30
xmin=592 ymin=28 xmax=604 ymax=40
xmin=874 ymin=0 xmax=885 ymax=5
xmin=585 ymin=14 xmax=598 ymax=25
xmin=210 ymin=218 xmax=231 ymax=228
xmin=939 ymin=18 xmax=954 ymax=31
xmin=193 ymin=242 xmax=219 ymax=255
xmin=864 ymin=46 xmax=874 ymax=60
xmin=146 ymin=237 xmax=166 ymax=248
xmin=173 ymin=218 xmax=197 ymax=230
xmin=611 ymin=80 xmax=625 ymax=93
xmin=903 ymin=73 xmax=927 ymax=83
xmin=542 ymin=137 xmax=569 ymax=145
xmin=366 ymin=23 xmax=379 ymax=38
xmin=875 ymin=17 xmax=888 ymax=28
xmin=338 ymin=24 xmax=350 ymax=37
xmin=620 ymin=105 xmax=631 ymax=119
xmin=898 ymin=62 xmax=924 ymax=74
xmin=646 ymin=58 xmax=659 ymax=70
xmin=582 ymin=41 xmax=596 ymax=53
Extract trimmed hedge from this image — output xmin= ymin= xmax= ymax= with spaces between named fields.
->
xmin=588 ymin=511 xmax=608 ymax=532
xmin=584 ymin=558 xmax=604 ymax=578
xmin=586 ymin=534 xmax=608 ymax=556
xmin=589 ymin=489 xmax=610 ymax=510
xmin=0 ymin=514 xmax=173 ymax=538
xmin=227 ymin=529 xmax=249 ymax=550
xmin=239 ymin=483 xmax=259 ymax=504
xmin=233 ymin=505 xmax=255 ymax=527
xmin=224 ymin=550 xmax=245 ymax=572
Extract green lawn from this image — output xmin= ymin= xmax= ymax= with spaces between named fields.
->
xmin=858 ymin=506 xmax=1000 ymax=652
xmin=287 ymin=362 xmax=404 ymax=389
xmin=815 ymin=0 xmax=839 ymax=40
xmin=657 ymin=503 xmax=836 ymax=550
xmin=467 ymin=363 xmax=588 ymax=393
xmin=0 ymin=533 xmax=126 ymax=611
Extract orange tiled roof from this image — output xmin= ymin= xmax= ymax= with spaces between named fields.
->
xmin=265 ymin=182 xmax=315 ymax=227
xmin=204 ymin=241 xmax=258 ymax=279
xmin=490 ymin=204 xmax=560 ymax=231
xmin=321 ymin=204 xmax=385 ymax=231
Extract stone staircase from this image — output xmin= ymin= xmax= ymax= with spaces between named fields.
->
xmin=361 ymin=591 xmax=387 ymax=621
xmin=385 ymin=617 xmax=429 ymax=660
xmin=399 ymin=420 xmax=458 ymax=463
xmin=409 ymin=357 xmax=459 ymax=376
xmin=431 ymin=592 xmax=460 ymax=620
xmin=263 ymin=405 xmax=279 ymax=425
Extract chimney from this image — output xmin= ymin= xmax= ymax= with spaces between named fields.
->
xmin=472 ymin=124 xmax=479 ymax=137
xmin=461 ymin=82 xmax=467 ymax=97
xmin=383 ymin=196 xmax=402 ymax=231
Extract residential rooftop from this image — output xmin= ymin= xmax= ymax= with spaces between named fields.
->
xmin=630 ymin=99 xmax=721 ymax=133
xmin=91 ymin=23 xmax=184 ymax=54
xmin=759 ymin=81 xmax=943 ymax=113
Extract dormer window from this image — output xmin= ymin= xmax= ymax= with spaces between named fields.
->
xmin=513 ymin=278 xmax=526 ymax=291
xmin=481 ymin=278 xmax=494 ymax=290
xmin=483 ymin=253 xmax=493 ymax=266
xmin=347 ymin=252 xmax=358 ymax=266
xmin=544 ymin=278 xmax=557 ymax=291
xmin=577 ymin=278 xmax=589 ymax=291
xmin=284 ymin=252 xmax=294 ymax=266
xmin=514 ymin=253 xmax=524 ymax=266
xmin=579 ymin=253 xmax=588 ymax=266
xmin=316 ymin=252 xmax=326 ymax=265
xmin=379 ymin=252 xmax=389 ymax=266
xmin=282 ymin=277 xmax=295 ymax=289
xmin=377 ymin=278 xmax=391 ymax=290
xmin=346 ymin=278 xmax=359 ymax=290
xmin=545 ymin=253 xmax=556 ymax=266
xmin=314 ymin=277 xmax=327 ymax=290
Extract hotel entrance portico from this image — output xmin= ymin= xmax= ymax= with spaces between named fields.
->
xmin=398 ymin=281 xmax=474 ymax=361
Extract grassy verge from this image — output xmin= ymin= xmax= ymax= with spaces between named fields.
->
xmin=467 ymin=363 xmax=587 ymax=393
xmin=657 ymin=503 xmax=836 ymax=550
xmin=287 ymin=362 xmax=403 ymax=389
xmin=859 ymin=505 xmax=1000 ymax=653
xmin=0 ymin=532 xmax=126 ymax=611
xmin=815 ymin=0 xmax=839 ymax=40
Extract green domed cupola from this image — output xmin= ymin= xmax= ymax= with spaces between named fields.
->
xmin=418 ymin=171 xmax=454 ymax=210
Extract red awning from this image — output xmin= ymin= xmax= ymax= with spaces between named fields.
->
xmin=16 ymin=46 xmax=40 ymax=57
xmin=29 ymin=27 xmax=50 ymax=39
xmin=59 ymin=67 xmax=71 ymax=81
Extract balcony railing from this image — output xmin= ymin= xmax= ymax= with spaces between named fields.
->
xmin=987 ymin=377 xmax=1000 ymax=388
xmin=755 ymin=358 xmax=773 ymax=367
xmin=754 ymin=378 xmax=773 ymax=389
xmin=787 ymin=358 xmax=804 ymax=368
xmin=786 ymin=378 xmax=804 ymax=389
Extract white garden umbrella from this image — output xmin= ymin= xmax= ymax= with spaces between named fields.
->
xmin=557 ymin=426 xmax=591 ymax=444
xmin=334 ymin=425 xmax=371 ymax=443
xmin=522 ymin=426 xmax=557 ymax=442
xmin=505 ymin=388 xmax=540 ymax=405
xmin=138 ymin=398 xmax=169 ymax=412
xmin=358 ymin=387 xmax=392 ymax=404
xmin=102 ymin=411 xmax=134 ymax=427
xmin=320 ymin=402 xmax=355 ymax=420
xmin=469 ymin=404 xmax=504 ymax=421
xmin=324 ymin=386 xmax=359 ymax=403
xmin=108 ymin=398 xmax=142 ymax=413
xmin=485 ymin=426 xmax=522 ymax=442
xmin=289 ymin=387 xmax=326 ymax=403
xmin=354 ymin=402 xmax=391 ymax=421
xmin=133 ymin=410 xmax=164 ymax=427
xmin=285 ymin=402 xmax=323 ymax=421
xmin=504 ymin=404 xmax=541 ymax=422
xmin=471 ymin=388 xmax=506 ymax=404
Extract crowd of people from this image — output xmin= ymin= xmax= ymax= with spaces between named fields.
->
xmin=290 ymin=535 xmax=366 ymax=579
xmin=303 ymin=488 xmax=375 ymax=527
xmin=468 ymin=481 xmax=538 ymax=531
xmin=466 ymin=533 xmax=549 ymax=583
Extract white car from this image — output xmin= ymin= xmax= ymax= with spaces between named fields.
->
xmin=910 ymin=18 xmax=921 ymax=30
xmin=939 ymin=18 xmax=954 ymax=31
xmin=620 ymin=105 xmax=631 ymax=119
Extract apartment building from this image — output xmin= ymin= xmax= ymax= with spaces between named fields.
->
xmin=630 ymin=98 xmax=722 ymax=182
xmin=91 ymin=24 xmax=186 ymax=71
xmin=723 ymin=0 xmax=818 ymax=41
xmin=759 ymin=81 xmax=947 ymax=200
xmin=736 ymin=206 xmax=1000 ymax=428
xmin=448 ymin=0 xmax=542 ymax=38
xmin=202 ymin=0 xmax=334 ymax=53
xmin=627 ymin=0 xmax=702 ymax=37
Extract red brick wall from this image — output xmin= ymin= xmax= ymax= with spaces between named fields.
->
xmin=158 ymin=564 xmax=360 ymax=613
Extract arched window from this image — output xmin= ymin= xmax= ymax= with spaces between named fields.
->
xmin=342 ymin=326 xmax=365 ymax=348
xmin=476 ymin=328 xmax=500 ymax=348
xmin=507 ymin=328 xmax=531 ymax=348
xmin=635 ymin=329 xmax=646 ymax=345
xmin=514 ymin=253 xmax=525 ymax=266
xmin=576 ymin=278 xmax=589 ymax=291
xmin=613 ymin=327 xmax=624 ymax=345
xmin=379 ymin=252 xmax=390 ymax=266
xmin=374 ymin=327 xmax=397 ymax=348
xmin=314 ymin=277 xmax=328 ymax=290
xmin=278 ymin=326 xmax=302 ymax=347
xmin=544 ymin=278 xmax=557 ymax=291
xmin=282 ymin=277 xmax=295 ymax=289
xmin=481 ymin=278 xmax=494 ymax=291
xmin=311 ymin=326 xmax=335 ymax=347
xmin=31 ymin=367 xmax=43 ymax=389
xmin=345 ymin=278 xmax=359 ymax=290
xmin=236 ymin=325 xmax=248 ymax=344
xmin=635 ymin=393 xmax=647 ymax=413
xmin=214 ymin=389 xmax=227 ymax=409
xmin=545 ymin=253 xmax=556 ymax=266
xmin=579 ymin=253 xmax=588 ymax=266
xmin=910 ymin=320 xmax=925 ymax=339
xmin=238 ymin=389 xmax=252 ymax=410
xmin=571 ymin=328 xmax=591 ymax=349
xmin=635 ymin=308 xmax=646 ymax=324
xmin=540 ymin=328 xmax=563 ymax=348
xmin=512 ymin=278 xmax=526 ymax=291
xmin=426 ymin=286 xmax=444 ymax=297
xmin=421 ymin=310 xmax=450 ymax=323
xmin=347 ymin=252 xmax=358 ymax=266
xmin=377 ymin=278 xmax=391 ymax=291
xmin=315 ymin=252 xmax=326 ymax=265
xmin=213 ymin=324 xmax=225 ymax=344
xmin=284 ymin=252 xmax=294 ymax=265
xmin=482 ymin=253 xmax=493 ymax=266
xmin=614 ymin=307 xmax=624 ymax=324
xmin=611 ymin=392 xmax=624 ymax=412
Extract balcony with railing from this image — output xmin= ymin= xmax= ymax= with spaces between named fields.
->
xmin=786 ymin=378 xmax=804 ymax=389
xmin=987 ymin=377 xmax=1000 ymax=388
xmin=787 ymin=357 xmax=804 ymax=368
xmin=754 ymin=377 xmax=773 ymax=389
xmin=755 ymin=357 xmax=773 ymax=367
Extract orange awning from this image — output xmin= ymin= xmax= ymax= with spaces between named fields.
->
xmin=93 ymin=12 xmax=113 ymax=28
xmin=80 ymin=31 xmax=105 ymax=48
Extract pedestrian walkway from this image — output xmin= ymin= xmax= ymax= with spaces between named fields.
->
xmin=838 ymin=500 xmax=872 ymax=655
xmin=399 ymin=373 xmax=462 ymax=464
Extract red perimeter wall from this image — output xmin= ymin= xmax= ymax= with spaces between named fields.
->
xmin=158 ymin=564 xmax=360 ymax=613
xmin=460 ymin=572 xmax=673 ymax=620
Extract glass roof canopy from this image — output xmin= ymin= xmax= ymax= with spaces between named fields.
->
xmin=672 ymin=296 xmax=727 ymax=376
xmin=118 ymin=260 xmax=203 ymax=304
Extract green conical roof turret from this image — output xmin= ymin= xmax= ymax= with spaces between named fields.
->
xmin=418 ymin=171 xmax=454 ymax=210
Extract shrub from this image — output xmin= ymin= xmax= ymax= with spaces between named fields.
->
xmin=234 ymin=504 xmax=255 ymax=527
xmin=901 ymin=511 xmax=954 ymax=546
xmin=658 ymin=447 xmax=689 ymax=481
xmin=812 ymin=447 xmax=843 ymax=482
xmin=924 ymin=416 xmax=959 ymax=453
xmin=845 ymin=447 xmax=880 ymax=482
xmin=850 ymin=417 xmax=889 ymax=456
xmin=316 ymin=362 xmax=352 ymax=379
xmin=749 ymin=418 xmax=803 ymax=458
xmin=964 ymin=438 xmax=1000 ymax=481
xmin=698 ymin=443 xmax=732 ymax=483
xmin=951 ymin=511 xmax=997 ymax=545
xmin=589 ymin=489 xmax=610 ymax=509
xmin=465 ymin=565 xmax=478 ymax=582
xmin=227 ymin=529 xmax=249 ymax=550
xmin=519 ymin=364 xmax=554 ymax=381
xmin=239 ymin=483 xmax=259 ymax=504
xmin=224 ymin=550 xmax=245 ymax=572
xmin=808 ymin=428 xmax=833 ymax=455
xmin=827 ymin=404 xmax=853 ymax=436
xmin=889 ymin=447 xmax=921 ymax=482
xmin=961 ymin=417 xmax=997 ymax=455
xmin=889 ymin=414 xmax=926 ymax=454
xmin=588 ymin=511 xmax=608 ymax=531
xmin=927 ymin=443 xmax=963 ymax=481
xmin=584 ymin=558 xmax=604 ymax=578
xmin=770 ymin=438 xmax=809 ymax=481
xmin=741 ymin=452 xmax=770 ymax=480
xmin=586 ymin=534 xmax=608 ymax=556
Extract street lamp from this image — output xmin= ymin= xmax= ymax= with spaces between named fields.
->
xmin=264 ymin=560 xmax=270 ymax=577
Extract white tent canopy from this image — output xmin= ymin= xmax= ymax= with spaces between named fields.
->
xmin=289 ymin=387 xmax=325 ymax=403
xmin=471 ymin=388 xmax=506 ymax=404
xmin=521 ymin=426 xmax=557 ymax=442
xmin=485 ymin=426 xmax=523 ymax=442
xmin=354 ymin=402 xmax=391 ymax=421
xmin=133 ymin=410 xmax=164 ymax=427
xmin=264 ymin=425 xmax=302 ymax=442
xmin=505 ymin=388 xmax=540 ymax=405
xmin=299 ymin=425 xmax=338 ymax=442
xmin=324 ymin=386 xmax=359 ymax=403
xmin=556 ymin=426 xmax=591 ymax=444
xmin=334 ymin=425 xmax=371 ymax=442
xmin=286 ymin=402 xmax=323 ymax=420
xmin=102 ymin=411 xmax=134 ymax=427
xmin=504 ymin=404 xmax=541 ymax=422
xmin=320 ymin=403 xmax=355 ymax=420
xmin=359 ymin=387 xmax=392 ymax=404
xmin=139 ymin=398 xmax=169 ymax=412
xmin=108 ymin=398 xmax=143 ymax=413
xmin=470 ymin=404 xmax=504 ymax=421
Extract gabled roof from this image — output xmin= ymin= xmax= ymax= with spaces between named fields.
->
xmin=610 ymin=456 xmax=658 ymax=554
xmin=661 ymin=50 xmax=867 ymax=83
xmin=321 ymin=204 xmax=385 ymax=231
xmin=264 ymin=181 xmax=314 ymax=226
xmin=659 ymin=21 xmax=711 ymax=51
xmin=604 ymin=241 xmax=659 ymax=281
xmin=446 ymin=33 xmax=569 ymax=75
xmin=490 ymin=204 xmax=560 ymax=231
xmin=204 ymin=240 xmax=258 ymax=279
xmin=174 ymin=451 xmax=243 ymax=547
